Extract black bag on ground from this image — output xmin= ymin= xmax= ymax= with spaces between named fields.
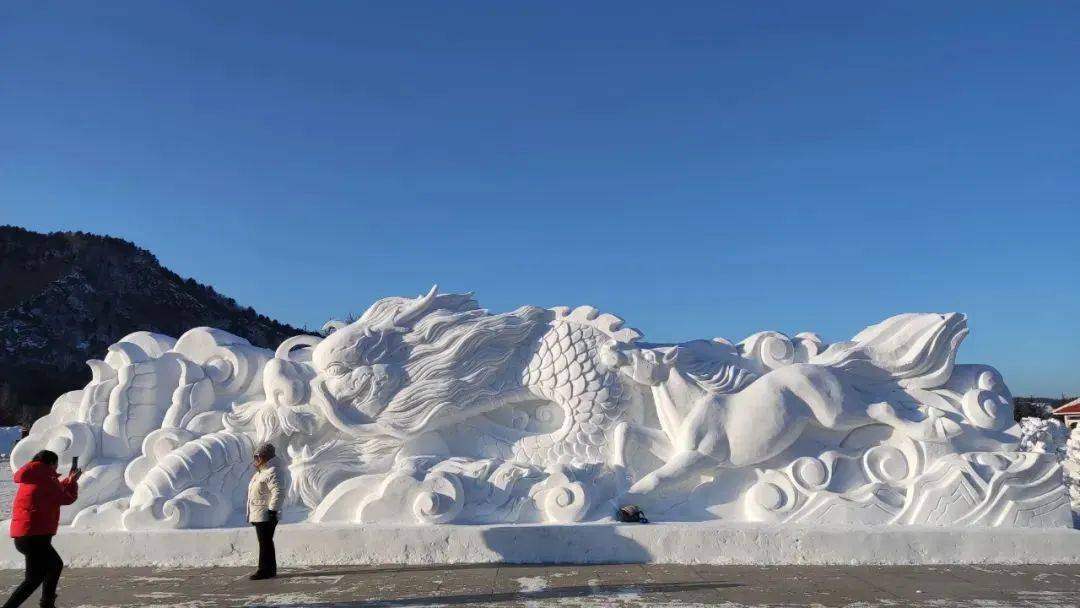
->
xmin=616 ymin=504 xmax=649 ymax=523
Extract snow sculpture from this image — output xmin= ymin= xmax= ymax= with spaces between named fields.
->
xmin=12 ymin=287 xmax=1073 ymax=530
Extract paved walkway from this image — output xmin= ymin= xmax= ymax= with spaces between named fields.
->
xmin=0 ymin=563 xmax=1078 ymax=607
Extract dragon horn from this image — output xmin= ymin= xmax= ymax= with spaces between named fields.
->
xmin=662 ymin=347 xmax=681 ymax=365
xmin=391 ymin=284 xmax=439 ymax=329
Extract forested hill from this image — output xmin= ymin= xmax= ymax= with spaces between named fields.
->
xmin=0 ymin=225 xmax=302 ymax=424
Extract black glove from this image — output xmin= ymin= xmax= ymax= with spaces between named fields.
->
xmin=268 ymin=510 xmax=278 ymax=523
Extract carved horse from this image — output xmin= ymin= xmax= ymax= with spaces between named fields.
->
xmin=605 ymin=313 xmax=968 ymax=502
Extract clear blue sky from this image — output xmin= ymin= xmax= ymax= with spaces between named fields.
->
xmin=2 ymin=2 xmax=1077 ymax=396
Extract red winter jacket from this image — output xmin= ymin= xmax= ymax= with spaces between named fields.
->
xmin=8 ymin=461 xmax=79 ymax=538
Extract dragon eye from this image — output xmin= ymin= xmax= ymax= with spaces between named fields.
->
xmin=326 ymin=363 xmax=347 ymax=377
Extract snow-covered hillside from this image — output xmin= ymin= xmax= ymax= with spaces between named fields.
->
xmin=0 ymin=426 xmax=20 ymax=458
xmin=0 ymin=426 xmax=22 ymax=519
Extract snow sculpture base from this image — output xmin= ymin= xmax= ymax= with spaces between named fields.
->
xmin=1 ymin=523 xmax=1079 ymax=568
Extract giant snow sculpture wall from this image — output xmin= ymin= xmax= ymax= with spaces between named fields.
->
xmin=12 ymin=287 xmax=1072 ymax=530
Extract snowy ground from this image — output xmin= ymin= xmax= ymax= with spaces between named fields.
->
xmin=1 ymin=563 xmax=1079 ymax=607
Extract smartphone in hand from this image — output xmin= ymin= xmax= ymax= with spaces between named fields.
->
xmin=70 ymin=456 xmax=79 ymax=474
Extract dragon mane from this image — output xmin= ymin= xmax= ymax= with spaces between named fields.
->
xmin=356 ymin=293 xmax=549 ymax=437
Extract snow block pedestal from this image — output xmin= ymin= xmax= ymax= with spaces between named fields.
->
xmin=1 ymin=523 xmax=1079 ymax=569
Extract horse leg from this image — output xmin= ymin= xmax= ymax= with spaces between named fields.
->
xmin=609 ymin=422 xmax=670 ymax=467
xmin=621 ymin=449 xmax=717 ymax=511
xmin=610 ymin=421 xmax=672 ymax=495
xmin=866 ymin=401 xmax=944 ymax=440
xmin=624 ymin=390 xmax=734 ymax=496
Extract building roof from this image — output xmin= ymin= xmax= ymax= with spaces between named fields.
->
xmin=1052 ymin=398 xmax=1080 ymax=416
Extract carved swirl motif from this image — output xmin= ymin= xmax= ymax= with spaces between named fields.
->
xmin=793 ymin=332 xmax=825 ymax=361
xmin=534 ymin=404 xmax=560 ymax=424
xmin=863 ymin=445 xmax=910 ymax=484
xmin=791 ymin=456 xmax=830 ymax=492
xmin=413 ymin=472 xmax=464 ymax=524
xmin=976 ymin=369 xmax=1006 ymax=393
xmin=746 ymin=472 xmax=799 ymax=521
xmin=762 ymin=336 xmax=795 ymax=369
xmin=753 ymin=483 xmax=787 ymax=510
xmin=539 ymin=480 xmax=588 ymax=523
xmin=740 ymin=332 xmax=796 ymax=370
xmin=173 ymin=328 xmax=270 ymax=399
xmin=509 ymin=410 xmax=530 ymax=430
xmin=12 ymin=421 xmax=97 ymax=472
xmin=530 ymin=467 xmax=591 ymax=523
xmin=961 ymin=388 xmax=1012 ymax=431
xmin=974 ymin=452 xmax=1010 ymax=471
xmin=203 ymin=356 xmax=233 ymax=385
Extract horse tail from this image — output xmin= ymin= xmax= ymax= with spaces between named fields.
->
xmin=810 ymin=313 xmax=968 ymax=390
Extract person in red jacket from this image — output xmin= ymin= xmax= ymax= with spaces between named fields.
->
xmin=3 ymin=450 xmax=81 ymax=608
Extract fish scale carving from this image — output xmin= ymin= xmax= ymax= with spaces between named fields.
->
xmin=512 ymin=306 xmax=640 ymax=466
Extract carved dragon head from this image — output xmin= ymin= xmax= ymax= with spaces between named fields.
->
xmin=311 ymin=286 xmax=443 ymax=428
xmin=309 ymin=286 xmax=546 ymax=438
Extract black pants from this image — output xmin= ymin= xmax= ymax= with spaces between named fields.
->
xmin=2 ymin=535 xmax=63 ymax=608
xmin=253 ymin=520 xmax=277 ymax=574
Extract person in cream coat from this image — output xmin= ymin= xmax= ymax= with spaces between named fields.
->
xmin=246 ymin=443 xmax=283 ymax=580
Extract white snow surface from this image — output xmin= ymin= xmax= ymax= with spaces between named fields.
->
xmin=516 ymin=576 xmax=550 ymax=593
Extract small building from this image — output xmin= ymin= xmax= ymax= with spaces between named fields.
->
xmin=1051 ymin=397 xmax=1080 ymax=429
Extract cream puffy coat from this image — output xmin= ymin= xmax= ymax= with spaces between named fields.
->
xmin=246 ymin=460 xmax=283 ymax=523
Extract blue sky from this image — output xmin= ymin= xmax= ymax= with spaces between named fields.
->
xmin=2 ymin=2 xmax=1077 ymax=396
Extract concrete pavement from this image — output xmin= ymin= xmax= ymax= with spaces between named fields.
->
xmin=0 ymin=563 xmax=1078 ymax=607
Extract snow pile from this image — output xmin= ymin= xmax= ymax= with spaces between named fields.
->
xmin=1066 ymin=425 xmax=1080 ymax=513
xmin=1017 ymin=417 xmax=1078 ymax=526
xmin=515 ymin=576 xmax=550 ymax=593
xmin=1018 ymin=417 xmax=1068 ymax=457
